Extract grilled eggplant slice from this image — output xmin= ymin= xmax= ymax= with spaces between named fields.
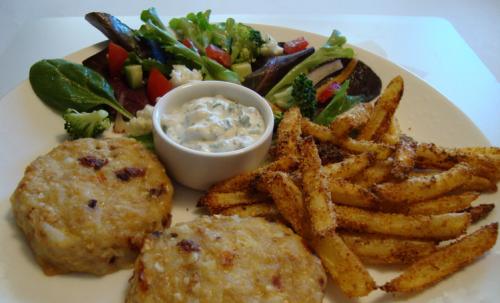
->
xmin=243 ymin=47 xmax=315 ymax=96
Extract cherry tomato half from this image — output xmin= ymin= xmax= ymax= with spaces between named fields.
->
xmin=108 ymin=42 xmax=129 ymax=76
xmin=147 ymin=68 xmax=173 ymax=103
xmin=205 ymin=44 xmax=231 ymax=68
xmin=283 ymin=37 xmax=309 ymax=54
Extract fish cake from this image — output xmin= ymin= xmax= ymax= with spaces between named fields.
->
xmin=10 ymin=138 xmax=173 ymax=275
xmin=126 ymin=216 xmax=326 ymax=303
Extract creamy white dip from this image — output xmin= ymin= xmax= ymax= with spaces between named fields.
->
xmin=162 ymin=95 xmax=265 ymax=153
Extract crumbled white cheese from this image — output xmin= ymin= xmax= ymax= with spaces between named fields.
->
xmin=124 ymin=105 xmax=155 ymax=136
xmin=260 ymin=33 xmax=283 ymax=57
xmin=170 ymin=65 xmax=203 ymax=87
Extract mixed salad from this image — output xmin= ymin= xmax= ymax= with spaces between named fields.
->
xmin=29 ymin=8 xmax=382 ymax=146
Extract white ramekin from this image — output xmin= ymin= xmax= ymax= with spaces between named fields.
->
xmin=152 ymin=81 xmax=274 ymax=190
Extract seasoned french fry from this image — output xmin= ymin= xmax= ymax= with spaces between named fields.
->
xmin=312 ymin=233 xmax=376 ymax=297
xmin=339 ymin=232 xmax=437 ymax=264
xmin=328 ymin=178 xmax=377 ymax=208
xmin=276 ymin=107 xmax=302 ymax=159
xmin=381 ymin=223 xmax=498 ymax=293
xmin=220 ymin=203 xmax=280 ymax=219
xmin=459 ymin=175 xmax=498 ymax=193
xmin=391 ymin=135 xmax=417 ymax=180
xmin=352 ymin=159 xmax=393 ymax=187
xmin=415 ymin=142 xmax=461 ymax=169
xmin=372 ymin=163 xmax=472 ymax=204
xmin=465 ymin=204 xmax=495 ymax=223
xmin=300 ymin=136 xmax=336 ymax=237
xmin=336 ymin=205 xmax=471 ymax=240
xmin=322 ymin=152 xmax=374 ymax=180
xmin=199 ymin=191 xmax=270 ymax=213
xmin=415 ymin=143 xmax=500 ymax=181
xmin=456 ymin=146 xmax=500 ymax=157
xmin=329 ymin=102 xmax=374 ymax=138
xmin=407 ymin=192 xmax=479 ymax=215
xmin=258 ymin=172 xmax=308 ymax=236
xmin=358 ymin=76 xmax=404 ymax=141
xmin=210 ymin=156 xmax=298 ymax=192
xmin=301 ymin=118 xmax=337 ymax=143
xmin=380 ymin=117 xmax=401 ymax=145
xmin=340 ymin=137 xmax=394 ymax=160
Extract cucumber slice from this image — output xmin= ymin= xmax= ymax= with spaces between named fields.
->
xmin=124 ymin=65 xmax=143 ymax=89
xmin=231 ymin=62 xmax=252 ymax=81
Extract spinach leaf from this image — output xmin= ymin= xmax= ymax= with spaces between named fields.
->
xmin=314 ymin=80 xmax=365 ymax=125
xmin=29 ymin=59 xmax=133 ymax=119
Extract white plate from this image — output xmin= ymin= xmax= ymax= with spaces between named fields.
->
xmin=0 ymin=24 xmax=497 ymax=303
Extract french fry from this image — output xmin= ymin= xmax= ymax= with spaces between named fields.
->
xmin=381 ymin=223 xmax=498 ymax=293
xmin=258 ymin=172 xmax=308 ymax=236
xmin=459 ymin=175 xmax=498 ymax=193
xmin=300 ymin=136 xmax=336 ymax=237
xmin=415 ymin=143 xmax=500 ymax=181
xmin=336 ymin=205 xmax=471 ymax=240
xmin=209 ymin=156 xmax=298 ymax=192
xmin=328 ymin=178 xmax=377 ymax=209
xmin=339 ymin=232 xmax=437 ymax=264
xmin=276 ymin=107 xmax=302 ymax=159
xmin=312 ymin=233 xmax=376 ymax=297
xmin=372 ymin=163 xmax=472 ymax=204
xmin=465 ymin=204 xmax=495 ymax=223
xmin=322 ymin=152 xmax=374 ymax=180
xmin=391 ymin=135 xmax=417 ymax=180
xmin=199 ymin=191 xmax=270 ymax=213
xmin=415 ymin=142 xmax=461 ymax=169
xmin=329 ymin=102 xmax=374 ymax=138
xmin=358 ymin=76 xmax=404 ymax=141
xmin=340 ymin=137 xmax=394 ymax=160
xmin=407 ymin=192 xmax=479 ymax=215
xmin=455 ymin=146 xmax=500 ymax=157
xmin=301 ymin=118 xmax=337 ymax=143
xmin=352 ymin=159 xmax=393 ymax=187
xmin=220 ymin=203 xmax=280 ymax=219
xmin=380 ymin=117 xmax=401 ymax=145
xmin=408 ymin=169 xmax=441 ymax=177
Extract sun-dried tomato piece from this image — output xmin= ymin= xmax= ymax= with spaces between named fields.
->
xmin=78 ymin=156 xmax=108 ymax=170
xmin=115 ymin=167 xmax=146 ymax=181
xmin=177 ymin=239 xmax=200 ymax=253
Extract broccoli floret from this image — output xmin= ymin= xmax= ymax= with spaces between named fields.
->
xmin=225 ymin=19 xmax=264 ymax=63
xmin=249 ymin=29 xmax=264 ymax=48
xmin=63 ymin=108 xmax=111 ymax=139
xmin=273 ymin=73 xmax=317 ymax=119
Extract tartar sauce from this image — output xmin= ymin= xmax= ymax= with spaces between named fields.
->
xmin=162 ymin=95 xmax=265 ymax=153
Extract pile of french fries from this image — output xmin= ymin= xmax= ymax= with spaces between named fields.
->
xmin=199 ymin=76 xmax=499 ymax=297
